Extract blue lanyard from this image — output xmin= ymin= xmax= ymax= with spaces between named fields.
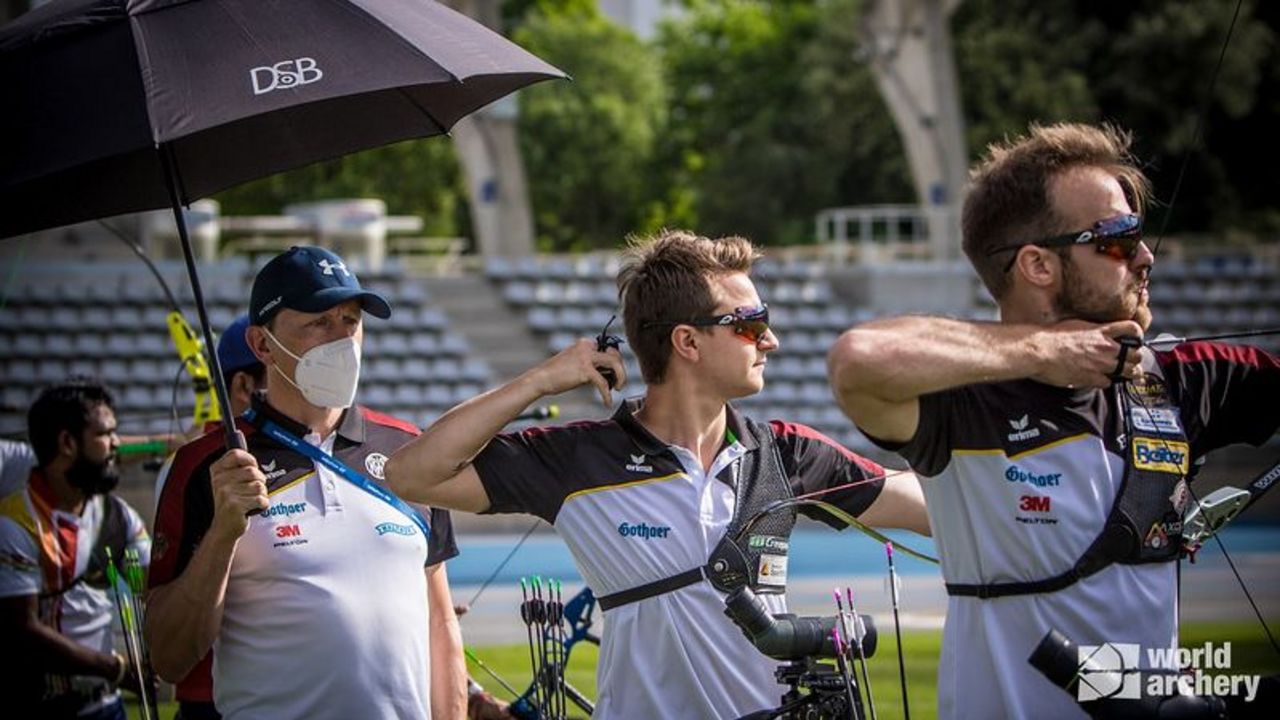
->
xmin=243 ymin=409 xmax=430 ymax=538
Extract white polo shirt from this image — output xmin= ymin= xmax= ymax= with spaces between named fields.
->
xmin=152 ymin=400 xmax=457 ymax=720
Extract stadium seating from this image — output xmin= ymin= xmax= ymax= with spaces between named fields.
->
xmin=2 ymin=249 xmax=1273 ymax=457
xmin=0 ymin=258 xmax=491 ymax=437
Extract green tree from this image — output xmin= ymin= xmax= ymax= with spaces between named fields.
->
xmin=214 ymin=138 xmax=467 ymax=237
xmin=658 ymin=0 xmax=825 ymax=244
xmin=801 ymin=0 xmax=915 ymax=211
xmin=515 ymin=4 xmax=668 ymax=250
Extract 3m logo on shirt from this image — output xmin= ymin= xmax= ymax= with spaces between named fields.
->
xmin=625 ymin=454 xmax=653 ymax=473
xmin=1130 ymin=407 xmax=1183 ymax=435
xmin=251 ymin=57 xmax=323 ymax=95
xmin=1004 ymin=465 xmax=1062 ymax=487
xmin=375 ymin=522 xmax=418 ymax=537
xmin=272 ymin=523 xmax=308 ymax=548
xmin=1015 ymin=492 xmax=1057 ymax=525
xmin=1133 ymin=439 xmax=1190 ymax=475
xmin=264 ymin=501 xmax=307 ymax=518
xmin=618 ymin=522 xmax=671 ymax=539
xmin=1007 ymin=414 xmax=1041 ymax=442
xmin=1019 ymin=495 xmax=1052 ymax=512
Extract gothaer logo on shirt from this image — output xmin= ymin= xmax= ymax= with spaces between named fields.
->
xmin=1004 ymin=465 xmax=1062 ymax=487
xmin=618 ymin=522 xmax=671 ymax=539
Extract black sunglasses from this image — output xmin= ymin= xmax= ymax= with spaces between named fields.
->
xmin=992 ymin=214 xmax=1144 ymax=274
xmin=643 ymin=304 xmax=771 ymax=344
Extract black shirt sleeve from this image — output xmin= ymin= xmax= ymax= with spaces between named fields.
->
xmin=874 ymin=388 xmax=964 ymax=478
xmin=425 ymin=507 xmax=458 ymax=566
xmin=472 ymin=425 xmax=588 ymax=524
xmin=770 ymin=421 xmax=886 ymax=529
xmin=1158 ymin=342 xmax=1280 ymax=456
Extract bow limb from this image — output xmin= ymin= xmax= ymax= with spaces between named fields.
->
xmin=167 ymin=311 xmax=220 ymax=426
xmin=736 ymin=469 xmax=939 ymax=565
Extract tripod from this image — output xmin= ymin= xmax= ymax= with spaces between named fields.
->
xmin=737 ymin=658 xmax=866 ymax=720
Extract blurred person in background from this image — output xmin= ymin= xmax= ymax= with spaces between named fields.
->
xmin=0 ymin=379 xmax=152 ymax=719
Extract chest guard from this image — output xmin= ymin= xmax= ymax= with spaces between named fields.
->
xmin=947 ymin=354 xmax=1191 ymax=599
xmin=597 ymin=415 xmax=796 ymax=611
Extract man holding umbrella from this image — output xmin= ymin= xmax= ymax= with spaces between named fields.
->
xmin=146 ymin=246 xmax=466 ymax=719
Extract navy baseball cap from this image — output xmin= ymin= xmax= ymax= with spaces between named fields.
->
xmin=216 ymin=314 xmax=259 ymax=375
xmin=249 ymin=246 xmax=391 ymax=325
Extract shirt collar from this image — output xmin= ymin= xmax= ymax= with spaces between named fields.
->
xmin=249 ymin=393 xmax=365 ymax=444
xmin=612 ymin=397 xmax=759 ymax=454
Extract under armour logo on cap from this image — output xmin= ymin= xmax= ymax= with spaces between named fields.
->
xmin=317 ymin=258 xmax=348 ymax=277
xmin=248 ymin=245 xmax=390 ymax=325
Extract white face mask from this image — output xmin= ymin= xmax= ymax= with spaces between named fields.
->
xmin=262 ymin=327 xmax=362 ymax=409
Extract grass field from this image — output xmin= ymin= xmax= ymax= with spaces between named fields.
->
xmin=128 ymin=622 xmax=1278 ymax=719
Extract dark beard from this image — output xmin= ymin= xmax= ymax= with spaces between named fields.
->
xmin=1053 ymin=254 xmax=1143 ymax=324
xmin=66 ymin=453 xmax=120 ymax=496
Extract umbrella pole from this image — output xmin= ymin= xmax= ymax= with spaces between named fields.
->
xmin=159 ymin=143 xmax=244 ymax=451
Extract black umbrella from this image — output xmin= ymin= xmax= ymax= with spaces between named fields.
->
xmin=0 ymin=0 xmax=564 ymax=445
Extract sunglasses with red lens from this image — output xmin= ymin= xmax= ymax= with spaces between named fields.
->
xmin=993 ymin=213 xmax=1144 ymax=273
xmin=644 ymin=304 xmax=771 ymax=344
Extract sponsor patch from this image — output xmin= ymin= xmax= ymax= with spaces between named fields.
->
xmin=1131 ymin=374 xmax=1168 ymax=400
xmin=1133 ymin=438 xmax=1190 ymax=475
xmin=748 ymin=535 xmax=790 ymax=553
xmin=365 ymin=452 xmax=388 ymax=480
xmin=1144 ymin=520 xmax=1182 ymax=549
xmin=1005 ymin=465 xmax=1063 ymax=488
xmin=625 ymin=454 xmax=653 ymax=473
xmin=264 ymin=501 xmax=307 ymax=518
xmin=757 ymin=553 xmax=788 ymax=587
xmin=1169 ymin=480 xmax=1190 ymax=515
xmin=261 ymin=458 xmax=288 ymax=482
xmin=617 ymin=522 xmax=670 ymax=539
xmin=1007 ymin=414 xmax=1041 ymax=442
xmin=1130 ymin=407 xmax=1183 ymax=435
xmin=375 ymin=522 xmax=418 ymax=537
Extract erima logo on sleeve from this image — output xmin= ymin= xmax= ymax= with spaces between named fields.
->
xmin=1007 ymin=414 xmax=1041 ymax=442
xmin=625 ymin=454 xmax=653 ymax=473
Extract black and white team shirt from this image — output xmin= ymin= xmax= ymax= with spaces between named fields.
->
xmin=876 ymin=342 xmax=1279 ymax=720
xmin=474 ymin=399 xmax=886 ymax=720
